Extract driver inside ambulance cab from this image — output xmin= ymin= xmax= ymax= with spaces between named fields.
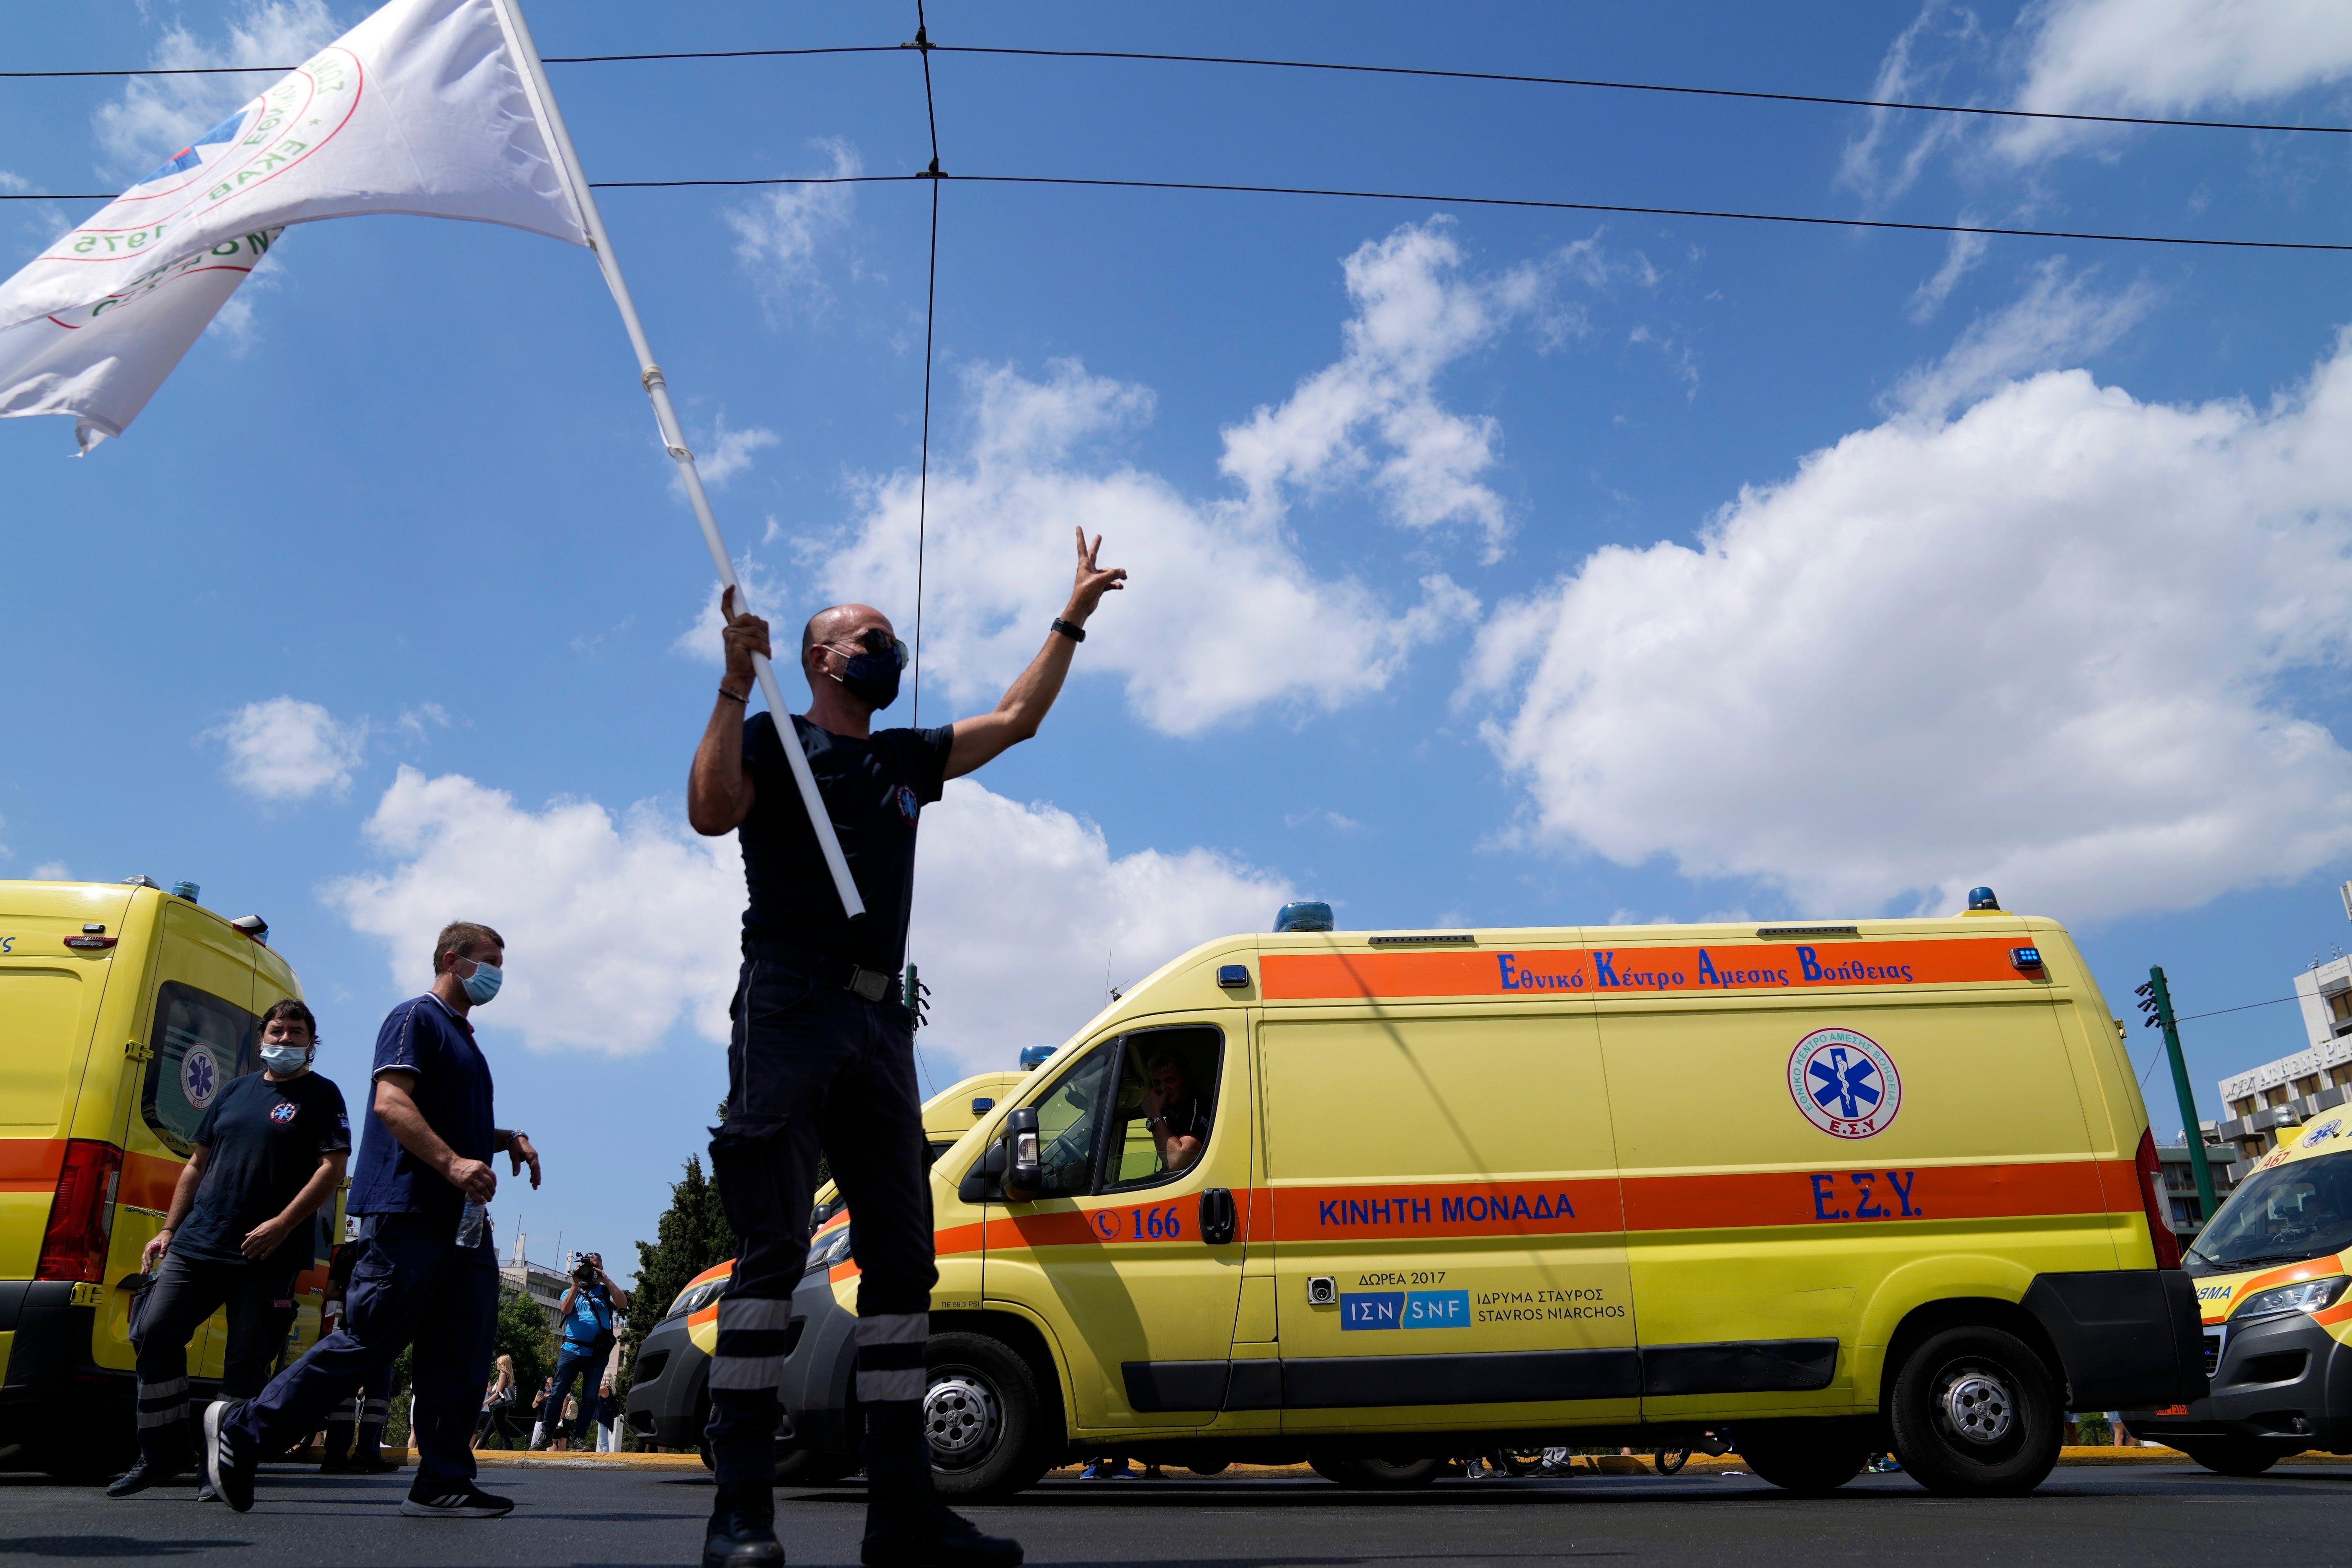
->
xmin=1140 ymin=1047 xmax=1210 ymax=1172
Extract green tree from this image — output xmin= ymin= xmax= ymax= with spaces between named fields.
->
xmin=621 ymin=1154 xmax=735 ymax=1410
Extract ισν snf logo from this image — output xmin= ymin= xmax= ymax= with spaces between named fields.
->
xmin=1788 ymin=1026 xmax=1902 ymax=1139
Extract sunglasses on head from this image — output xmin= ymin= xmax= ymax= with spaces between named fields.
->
xmin=831 ymin=627 xmax=910 ymax=670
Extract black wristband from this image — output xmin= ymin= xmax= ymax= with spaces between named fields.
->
xmin=1050 ymin=617 xmax=1086 ymax=643
xmin=717 ymin=684 xmax=749 ymax=704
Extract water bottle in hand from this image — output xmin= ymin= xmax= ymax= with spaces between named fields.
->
xmin=456 ymin=1196 xmax=487 ymax=1248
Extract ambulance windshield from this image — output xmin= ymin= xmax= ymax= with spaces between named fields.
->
xmin=2188 ymin=1149 xmax=2352 ymax=1272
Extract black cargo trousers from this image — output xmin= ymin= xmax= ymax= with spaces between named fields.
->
xmin=704 ymin=937 xmax=937 ymax=1488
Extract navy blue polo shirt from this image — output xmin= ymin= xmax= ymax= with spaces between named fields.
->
xmin=348 ymin=993 xmax=497 ymax=1218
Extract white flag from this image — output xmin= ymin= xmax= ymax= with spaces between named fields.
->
xmin=0 ymin=0 xmax=585 ymax=451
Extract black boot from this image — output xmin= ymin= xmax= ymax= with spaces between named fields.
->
xmin=106 ymin=1449 xmax=188 ymax=1498
xmin=703 ymin=1479 xmax=784 ymax=1568
xmin=861 ymin=1475 xmax=1022 ymax=1568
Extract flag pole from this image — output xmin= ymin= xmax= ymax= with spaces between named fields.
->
xmin=490 ymin=0 xmax=864 ymax=920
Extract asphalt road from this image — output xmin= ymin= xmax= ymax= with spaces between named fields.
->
xmin=2 ymin=1461 xmax=2339 ymax=1567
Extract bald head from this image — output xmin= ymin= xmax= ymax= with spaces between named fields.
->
xmin=801 ymin=603 xmax=894 ymax=687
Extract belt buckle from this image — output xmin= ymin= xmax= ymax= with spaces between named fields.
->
xmin=850 ymin=968 xmax=890 ymax=1004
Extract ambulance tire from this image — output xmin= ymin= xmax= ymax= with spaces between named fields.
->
xmin=2172 ymin=1441 xmax=2279 ymax=1477
xmin=1888 ymin=1325 xmax=2063 ymax=1496
xmin=925 ymin=1331 xmax=1052 ymax=1501
xmin=1307 ymin=1454 xmax=1447 ymax=1489
xmin=1731 ymin=1426 xmax=1870 ymax=1495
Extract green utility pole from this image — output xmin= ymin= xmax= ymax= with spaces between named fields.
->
xmin=903 ymin=964 xmax=930 ymax=1029
xmin=2140 ymin=966 xmax=2217 ymax=1220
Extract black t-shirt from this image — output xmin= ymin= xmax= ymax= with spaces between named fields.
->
xmin=739 ymin=712 xmax=954 ymax=974
xmin=177 ymin=1070 xmax=351 ymax=1273
xmin=1157 ymin=1098 xmax=1211 ymax=1143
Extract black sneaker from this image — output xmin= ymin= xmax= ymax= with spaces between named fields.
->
xmin=318 ymin=1455 xmax=353 ymax=1474
xmin=351 ymin=1453 xmax=403 ymax=1474
xmin=204 ymin=1400 xmax=257 ymax=1514
xmin=862 ymin=1480 xmax=1021 ymax=1568
xmin=704 ymin=1480 xmax=784 ymax=1568
xmin=400 ymin=1480 xmax=516 ymax=1518
xmin=106 ymin=1452 xmax=186 ymax=1498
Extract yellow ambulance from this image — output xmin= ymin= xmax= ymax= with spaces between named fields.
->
xmin=2124 ymin=1112 xmax=2352 ymax=1473
xmin=753 ymin=896 xmax=2202 ymax=1499
xmin=0 ymin=877 xmax=337 ymax=1480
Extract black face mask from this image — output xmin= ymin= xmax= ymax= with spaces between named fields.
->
xmin=836 ymin=650 xmax=901 ymax=711
xmin=828 ymin=628 xmax=908 ymax=711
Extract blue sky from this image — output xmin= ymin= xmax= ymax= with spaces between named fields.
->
xmin=8 ymin=0 xmax=2352 ymax=1285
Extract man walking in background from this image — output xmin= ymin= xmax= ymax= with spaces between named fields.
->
xmin=206 ymin=922 xmax=542 ymax=1519
xmin=686 ymin=529 xmax=1124 ymax=1568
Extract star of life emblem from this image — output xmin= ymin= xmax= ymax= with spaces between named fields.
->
xmin=1788 ymin=1026 xmax=1901 ymax=1139
xmin=181 ymin=1044 xmax=220 ymax=1110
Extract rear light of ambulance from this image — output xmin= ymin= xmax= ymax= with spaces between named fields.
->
xmin=2135 ymin=1127 xmax=2183 ymax=1270
xmin=37 ymin=1139 xmax=124 ymax=1283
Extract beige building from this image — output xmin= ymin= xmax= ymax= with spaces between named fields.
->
xmin=2212 ymin=950 xmax=2352 ymax=1181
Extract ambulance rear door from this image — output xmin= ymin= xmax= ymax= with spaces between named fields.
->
xmin=1257 ymin=998 xmax=1638 ymax=1435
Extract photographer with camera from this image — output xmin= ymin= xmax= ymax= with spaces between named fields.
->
xmin=549 ymin=1252 xmax=627 ymax=1452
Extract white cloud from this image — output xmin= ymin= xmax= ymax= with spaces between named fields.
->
xmin=1465 ymin=330 xmax=2352 ymax=923
xmin=1838 ymin=1 xmax=1982 ymax=203
xmin=325 ymin=768 xmax=742 ymax=1057
xmin=32 ymin=861 xmax=70 ymax=880
xmin=816 ymin=357 xmax=1479 ymax=736
xmin=722 ymin=138 xmax=861 ymax=322
xmin=207 ymin=696 xmax=368 ymax=801
xmin=688 ymin=418 xmax=780 ymax=489
xmin=324 ymin=768 xmax=1289 ymax=1064
xmin=1218 ymin=220 xmax=1546 ymax=559
xmin=907 ymin=784 xmax=1293 ymax=1073
xmin=2002 ymin=0 xmax=2352 ymax=160
xmin=1908 ymin=229 xmax=1990 ymax=322
xmin=1890 ymin=258 xmax=2156 ymax=418
xmin=93 ymin=1 xmax=340 ymax=183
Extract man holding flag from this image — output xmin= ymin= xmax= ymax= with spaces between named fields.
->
xmin=685 ymin=531 xmax=1123 ymax=1568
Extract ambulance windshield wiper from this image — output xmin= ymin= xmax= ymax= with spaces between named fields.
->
xmin=2197 ymin=1248 xmax=2328 ymax=1269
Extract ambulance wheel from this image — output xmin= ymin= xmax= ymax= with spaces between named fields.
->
xmin=1732 ymin=1424 xmax=1870 ymax=1495
xmin=1888 ymin=1325 xmax=2062 ymax=1496
xmin=2173 ymin=1440 xmax=2280 ymax=1476
xmin=1308 ymin=1454 xmax=1447 ymax=1489
xmin=925 ymin=1331 xmax=1050 ymax=1501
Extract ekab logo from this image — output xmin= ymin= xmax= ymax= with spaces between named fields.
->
xmin=1788 ymin=1027 xmax=1902 ymax=1139
xmin=180 ymin=1044 xmax=220 ymax=1110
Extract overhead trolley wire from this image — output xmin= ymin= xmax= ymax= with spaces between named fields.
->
xmin=908 ymin=6 xmax=943 ymax=731
xmin=930 ymin=46 xmax=2352 ymax=139
xmin=10 ymin=170 xmax=2349 ymax=253
xmin=4 ymin=39 xmax=2348 ymax=138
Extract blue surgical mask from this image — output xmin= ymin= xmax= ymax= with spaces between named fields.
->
xmin=461 ymin=960 xmax=503 ymax=1006
xmin=259 ymin=1043 xmax=310 ymax=1074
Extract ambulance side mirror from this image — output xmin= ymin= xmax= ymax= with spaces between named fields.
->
xmin=1003 ymin=1108 xmax=1042 ymax=1203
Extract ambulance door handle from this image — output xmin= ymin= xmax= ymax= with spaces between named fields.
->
xmin=1199 ymin=1188 xmax=1236 ymax=1246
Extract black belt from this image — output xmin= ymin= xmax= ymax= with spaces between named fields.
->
xmin=745 ymin=936 xmax=898 ymax=1005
